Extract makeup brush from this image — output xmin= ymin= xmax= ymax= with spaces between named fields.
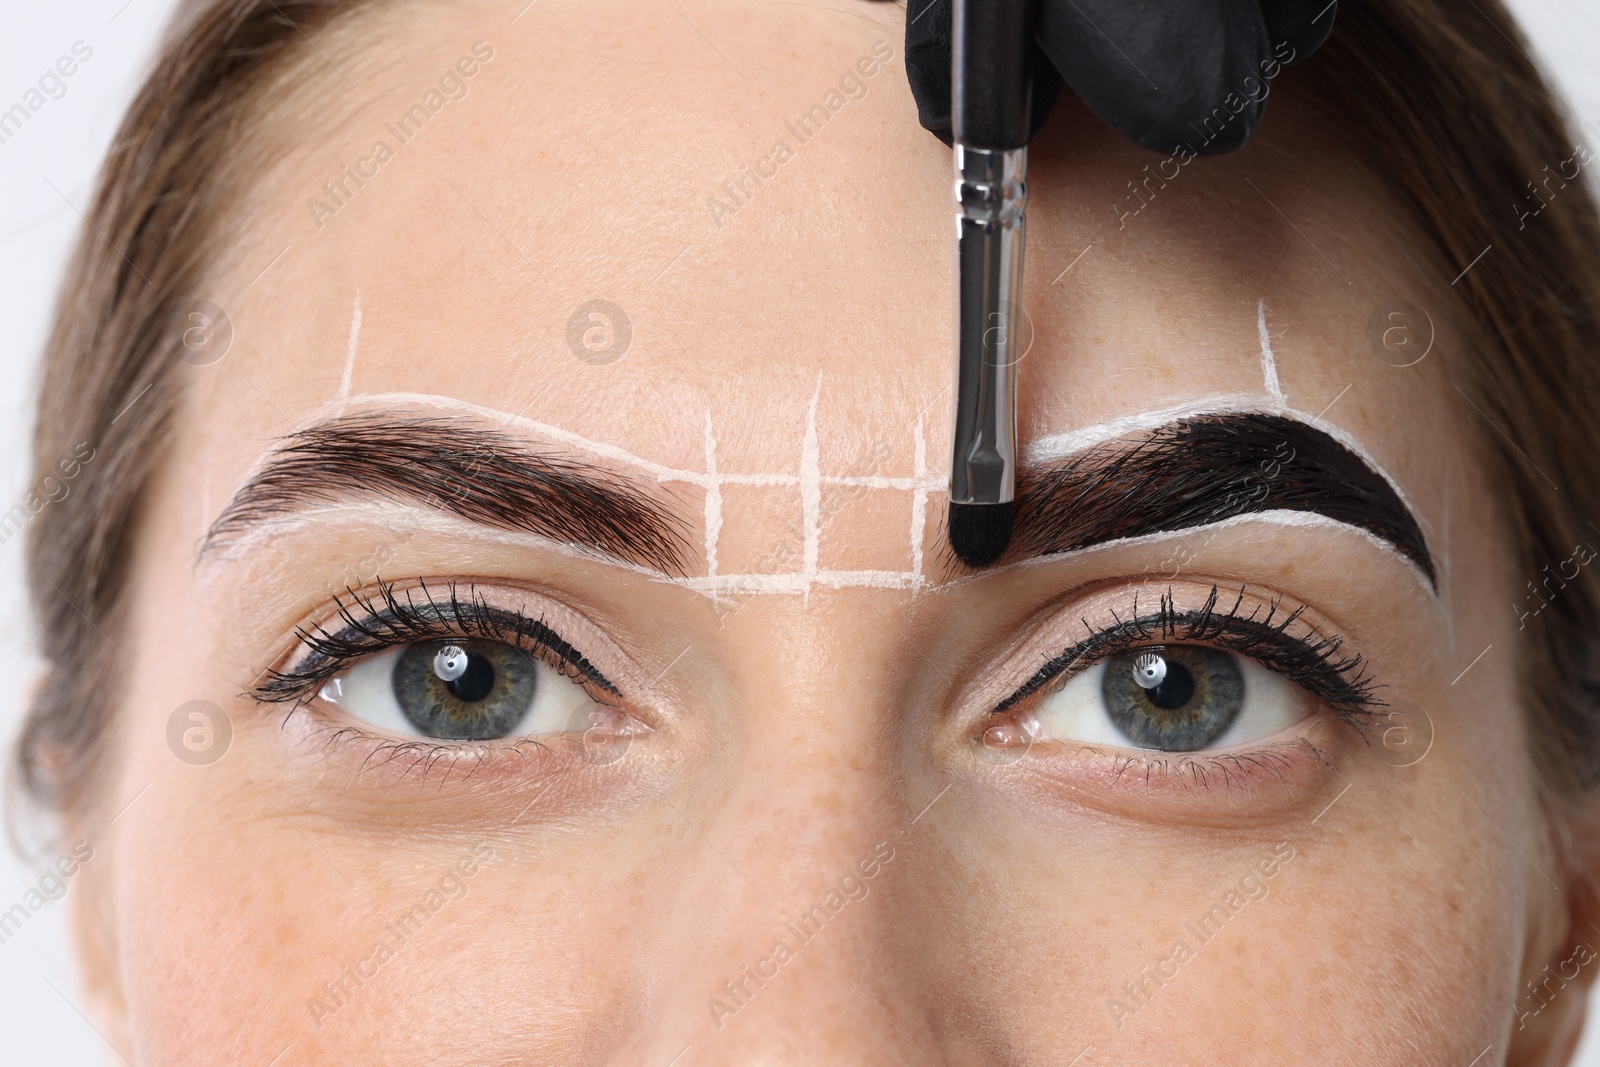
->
xmin=947 ymin=0 xmax=1035 ymax=568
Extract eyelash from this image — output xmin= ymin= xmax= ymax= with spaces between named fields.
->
xmin=249 ymin=580 xmax=1372 ymax=785
xmin=251 ymin=578 xmax=619 ymax=711
xmin=993 ymin=583 xmax=1382 ymax=731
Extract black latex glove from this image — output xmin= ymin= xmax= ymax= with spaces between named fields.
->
xmin=904 ymin=0 xmax=1335 ymax=154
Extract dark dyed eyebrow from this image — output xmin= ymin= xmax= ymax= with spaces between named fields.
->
xmin=1005 ymin=412 xmax=1436 ymax=586
xmin=202 ymin=414 xmax=691 ymax=575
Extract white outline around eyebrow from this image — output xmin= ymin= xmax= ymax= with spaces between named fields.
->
xmin=274 ymin=387 xmax=946 ymax=596
xmin=1026 ymin=302 xmax=1424 ymax=548
xmin=239 ymin=298 xmax=1430 ymax=597
xmin=1024 ymin=393 xmax=1427 ymax=544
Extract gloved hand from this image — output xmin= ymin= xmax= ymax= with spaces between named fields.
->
xmin=903 ymin=0 xmax=1336 ymax=154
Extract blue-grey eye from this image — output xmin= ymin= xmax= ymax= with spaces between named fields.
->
xmin=1030 ymin=644 xmax=1313 ymax=753
xmin=1101 ymin=645 xmax=1243 ymax=750
xmin=318 ymin=638 xmax=602 ymax=741
xmin=388 ymin=639 xmax=539 ymax=739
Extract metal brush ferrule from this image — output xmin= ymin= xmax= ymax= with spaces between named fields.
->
xmin=950 ymin=144 xmax=1027 ymax=506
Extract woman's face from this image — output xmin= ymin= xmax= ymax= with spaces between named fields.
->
xmin=80 ymin=1 xmax=1580 ymax=1063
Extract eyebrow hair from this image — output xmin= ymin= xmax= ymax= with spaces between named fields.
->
xmin=202 ymin=413 xmax=692 ymax=575
xmin=1004 ymin=412 xmax=1436 ymax=586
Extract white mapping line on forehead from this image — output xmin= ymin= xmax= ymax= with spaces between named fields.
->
xmin=1001 ymin=508 xmax=1438 ymax=596
xmin=248 ymin=300 xmax=1419 ymax=597
xmin=193 ymin=503 xmax=683 ymax=591
xmin=910 ymin=414 xmax=929 ymax=592
xmin=691 ymin=516 xmax=1435 ymax=595
xmin=296 ymin=392 xmax=942 ymax=492
xmin=213 ymin=390 xmax=947 ymax=596
xmin=1258 ymin=298 xmax=1286 ymax=409
xmin=680 ymin=570 xmax=921 ymax=594
xmin=801 ymin=375 xmax=823 ymax=599
xmin=308 ymin=392 xmax=755 ymax=488
xmin=1028 ymin=302 xmax=1287 ymax=460
xmin=335 ymin=290 xmax=361 ymax=412
xmin=193 ymin=502 xmax=922 ymax=596
xmin=1026 ymin=393 xmax=1268 ymax=459
xmin=193 ymin=499 xmax=1437 ymax=602
xmin=703 ymin=412 xmax=722 ymax=578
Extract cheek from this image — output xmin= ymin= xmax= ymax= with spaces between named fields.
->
xmin=871 ymin=716 xmax=1532 ymax=1063
xmin=106 ymin=574 xmax=689 ymax=1064
xmin=114 ymin=804 xmax=340 ymax=1059
xmin=110 ymin=763 xmax=688 ymax=1063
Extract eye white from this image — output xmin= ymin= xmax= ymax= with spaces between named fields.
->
xmin=1031 ymin=653 xmax=1314 ymax=751
xmin=317 ymin=644 xmax=602 ymax=739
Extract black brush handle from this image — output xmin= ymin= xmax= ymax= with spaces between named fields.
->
xmin=953 ymin=0 xmax=1037 ymax=149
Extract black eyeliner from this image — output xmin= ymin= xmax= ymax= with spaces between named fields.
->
xmin=251 ymin=578 xmax=619 ymax=707
xmin=992 ymin=584 xmax=1380 ymax=725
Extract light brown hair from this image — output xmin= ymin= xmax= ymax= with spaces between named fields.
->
xmin=16 ymin=0 xmax=381 ymax=828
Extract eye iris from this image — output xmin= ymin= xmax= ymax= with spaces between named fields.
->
xmin=392 ymin=639 xmax=538 ymax=739
xmin=1103 ymin=645 xmax=1244 ymax=751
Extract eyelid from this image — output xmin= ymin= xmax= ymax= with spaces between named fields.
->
xmin=991 ymin=583 xmax=1380 ymax=728
xmin=251 ymin=578 xmax=620 ymax=709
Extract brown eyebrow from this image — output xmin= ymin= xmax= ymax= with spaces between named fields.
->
xmin=1001 ymin=412 xmax=1436 ymax=586
xmin=201 ymin=413 xmax=692 ymax=575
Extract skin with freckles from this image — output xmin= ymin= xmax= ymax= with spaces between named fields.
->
xmin=66 ymin=1 xmax=1600 ymax=1064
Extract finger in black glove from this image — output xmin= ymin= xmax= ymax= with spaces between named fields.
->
xmin=903 ymin=0 xmax=1336 ymax=155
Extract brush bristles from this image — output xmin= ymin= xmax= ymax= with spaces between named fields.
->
xmin=948 ymin=500 xmax=1014 ymax=568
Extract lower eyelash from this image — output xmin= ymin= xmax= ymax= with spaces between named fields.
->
xmin=994 ymin=583 xmax=1382 ymax=729
xmin=250 ymin=577 xmax=618 ymax=709
xmin=1102 ymin=735 xmax=1332 ymax=785
xmin=1017 ymin=733 xmax=1337 ymax=794
xmin=301 ymin=721 xmax=565 ymax=782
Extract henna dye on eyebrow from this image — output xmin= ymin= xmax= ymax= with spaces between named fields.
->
xmin=1009 ymin=412 xmax=1436 ymax=586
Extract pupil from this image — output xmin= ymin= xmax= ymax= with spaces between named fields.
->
xmin=1144 ymin=661 xmax=1195 ymax=710
xmin=445 ymin=653 xmax=496 ymax=702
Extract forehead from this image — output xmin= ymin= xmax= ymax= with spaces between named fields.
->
xmin=181 ymin=0 xmax=1464 ymax=550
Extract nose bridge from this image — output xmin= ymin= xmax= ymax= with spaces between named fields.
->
xmin=625 ymin=598 xmax=940 ymax=1066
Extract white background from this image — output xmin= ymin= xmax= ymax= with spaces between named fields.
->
xmin=2 ymin=1 xmax=1598 ymax=1062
